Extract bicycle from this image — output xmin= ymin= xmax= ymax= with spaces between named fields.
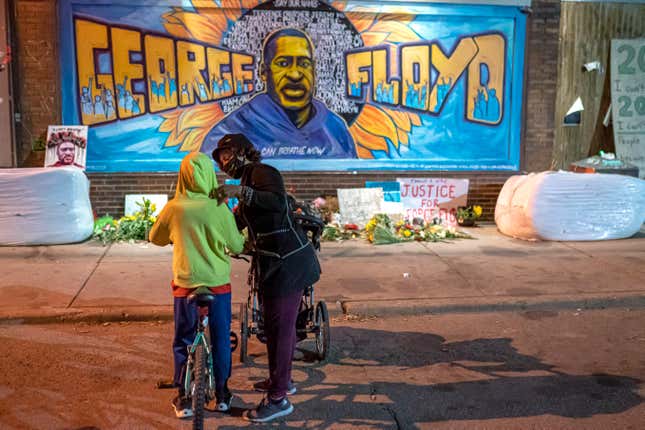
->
xmin=183 ymin=286 xmax=232 ymax=430
xmin=156 ymin=288 xmax=239 ymax=429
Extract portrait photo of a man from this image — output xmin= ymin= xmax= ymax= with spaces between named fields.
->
xmin=44 ymin=126 xmax=88 ymax=169
xmin=202 ymin=28 xmax=356 ymax=159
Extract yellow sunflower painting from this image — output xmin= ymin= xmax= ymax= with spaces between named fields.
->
xmin=157 ymin=0 xmax=422 ymax=159
xmin=64 ymin=0 xmax=524 ymax=172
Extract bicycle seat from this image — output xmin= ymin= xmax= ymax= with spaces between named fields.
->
xmin=187 ymin=286 xmax=216 ymax=305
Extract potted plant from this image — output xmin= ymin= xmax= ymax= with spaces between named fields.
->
xmin=456 ymin=205 xmax=483 ymax=227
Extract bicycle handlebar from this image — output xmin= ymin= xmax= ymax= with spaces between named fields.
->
xmin=230 ymin=254 xmax=251 ymax=262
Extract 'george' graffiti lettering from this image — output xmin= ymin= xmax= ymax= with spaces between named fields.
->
xmin=74 ymin=18 xmax=255 ymax=126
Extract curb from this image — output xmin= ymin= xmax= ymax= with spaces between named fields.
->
xmin=0 ymin=306 xmax=175 ymax=325
xmin=338 ymin=293 xmax=645 ymax=317
xmin=1 ymin=292 xmax=643 ymax=325
xmin=0 ymin=302 xmax=347 ymax=325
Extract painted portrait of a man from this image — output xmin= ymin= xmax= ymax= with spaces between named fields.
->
xmin=201 ymin=28 xmax=356 ymax=159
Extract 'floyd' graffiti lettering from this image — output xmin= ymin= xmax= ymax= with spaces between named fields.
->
xmin=345 ymin=34 xmax=506 ymax=125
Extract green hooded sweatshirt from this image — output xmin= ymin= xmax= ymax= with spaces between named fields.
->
xmin=149 ymin=152 xmax=245 ymax=289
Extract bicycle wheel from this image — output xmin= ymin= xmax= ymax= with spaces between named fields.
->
xmin=315 ymin=301 xmax=330 ymax=361
xmin=239 ymin=302 xmax=248 ymax=364
xmin=191 ymin=344 xmax=206 ymax=430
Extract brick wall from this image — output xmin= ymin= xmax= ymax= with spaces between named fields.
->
xmin=88 ymin=171 xmax=510 ymax=220
xmin=523 ymin=0 xmax=560 ymax=172
xmin=14 ymin=1 xmax=561 ymax=220
xmin=12 ymin=0 xmax=60 ymax=164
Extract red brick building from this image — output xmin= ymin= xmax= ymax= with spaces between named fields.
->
xmin=2 ymin=0 xmax=561 ymax=218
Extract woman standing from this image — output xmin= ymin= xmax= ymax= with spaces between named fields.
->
xmin=212 ymin=133 xmax=321 ymax=423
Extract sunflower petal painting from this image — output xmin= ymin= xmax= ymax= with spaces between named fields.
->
xmin=60 ymin=0 xmax=526 ymax=172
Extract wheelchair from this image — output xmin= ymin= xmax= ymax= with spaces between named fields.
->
xmin=237 ymin=197 xmax=330 ymax=363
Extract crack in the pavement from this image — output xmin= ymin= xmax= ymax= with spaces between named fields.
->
xmin=385 ymin=405 xmax=402 ymax=430
xmin=417 ymin=242 xmax=487 ymax=297
xmin=559 ymin=242 xmax=595 ymax=258
xmin=66 ymin=243 xmax=112 ymax=308
xmin=560 ymin=242 xmax=645 ymax=282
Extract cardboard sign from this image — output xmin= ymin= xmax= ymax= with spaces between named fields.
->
xmin=124 ymin=194 xmax=167 ymax=217
xmin=365 ymin=181 xmax=401 ymax=202
xmin=44 ymin=125 xmax=88 ymax=170
xmin=337 ymin=188 xmax=384 ymax=228
xmin=397 ymin=178 xmax=469 ymax=226
xmin=611 ymin=39 xmax=645 ymax=179
xmin=365 ymin=181 xmax=403 ymax=216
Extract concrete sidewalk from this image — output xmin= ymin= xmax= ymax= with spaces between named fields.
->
xmin=1 ymin=225 xmax=644 ymax=323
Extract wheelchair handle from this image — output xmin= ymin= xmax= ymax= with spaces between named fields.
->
xmin=230 ymin=254 xmax=251 ymax=263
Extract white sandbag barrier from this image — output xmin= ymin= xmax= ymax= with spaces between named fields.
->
xmin=495 ymin=171 xmax=645 ymax=241
xmin=0 ymin=167 xmax=94 ymax=245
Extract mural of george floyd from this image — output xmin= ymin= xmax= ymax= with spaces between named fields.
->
xmin=61 ymin=0 xmax=525 ymax=172
xmin=15 ymin=0 xmax=561 ymax=217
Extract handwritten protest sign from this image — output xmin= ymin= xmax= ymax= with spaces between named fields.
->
xmin=397 ymin=178 xmax=469 ymax=226
xmin=337 ymin=188 xmax=383 ymax=228
xmin=611 ymin=39 xmax=645 ymax=179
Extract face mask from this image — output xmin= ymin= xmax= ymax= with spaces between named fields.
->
xmin=221 ymin=155 xmax=246 ymax=178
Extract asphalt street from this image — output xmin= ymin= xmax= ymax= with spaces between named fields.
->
xmin=0 ymin=307 xmax=643 ymax=429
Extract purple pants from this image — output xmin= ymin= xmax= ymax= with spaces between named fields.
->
xmin=263 ymin=289 xmax=303 ymax=401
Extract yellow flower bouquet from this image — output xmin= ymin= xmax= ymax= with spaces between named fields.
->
xmin=365 ymin=214 xmax=471 ymax=244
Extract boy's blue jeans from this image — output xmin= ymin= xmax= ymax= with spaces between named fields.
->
xmin=173 ymin=292 xmax=231 ymax=395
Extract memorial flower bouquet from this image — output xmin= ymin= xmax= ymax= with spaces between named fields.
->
xmin=321 ymin=223 xmax=361 ymax=241
xmin=93 ymin=198 xmax=157 ymax=244
xmin=366 ymin=214 xmax=471 ymax=244
xmin=394 ymin=220 xmax=421 ymax=241
xmin=117 ymin=198 xmax=157 ymax=241
xmin=365 ymin=214 xmax=399 ymax=244
xmin=93 ymin=215 xmax=118 ymax=244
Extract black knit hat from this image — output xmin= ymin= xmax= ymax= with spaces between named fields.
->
xmin=211 ymin=133 xmax=254 ymax=161
xmin=212 ymin=133 xmax=262 ymax=163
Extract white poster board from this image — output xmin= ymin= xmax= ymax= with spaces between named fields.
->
xmin=44 ymin=125 xmax=88 ymax=170
xmin=611 ymin=39 xmax=645 ymax=179
xmin=337 ymin=188 xmax=383 ymax=228
xmin=125 ymin=194 xmax=167 ymax=217
xmin=381 ymin=201 xmax=404 ymax=216
xmin=397 ymin=178 xmax=469 ymax=226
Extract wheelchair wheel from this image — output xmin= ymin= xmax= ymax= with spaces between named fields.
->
xmin=314 ymin=301 xmax=330 ymax=361
xmin=239 ymin=302 xmax=248 ymax=364
xmin=230 ymin=331 xmax=238 ymax=352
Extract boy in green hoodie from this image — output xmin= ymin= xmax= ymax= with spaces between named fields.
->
xmin=149 ymin=152 xmax=245 ymax=418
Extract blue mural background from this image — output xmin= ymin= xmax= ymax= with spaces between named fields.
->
xmin=59 ymin=0 xmax=526 ymax=172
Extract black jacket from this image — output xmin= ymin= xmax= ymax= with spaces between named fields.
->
xmin=236 ymin=162 xmax=321 ymax=297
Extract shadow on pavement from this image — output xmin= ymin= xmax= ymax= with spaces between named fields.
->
xmin=218 ymin=327 xmax=643 ymax=429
